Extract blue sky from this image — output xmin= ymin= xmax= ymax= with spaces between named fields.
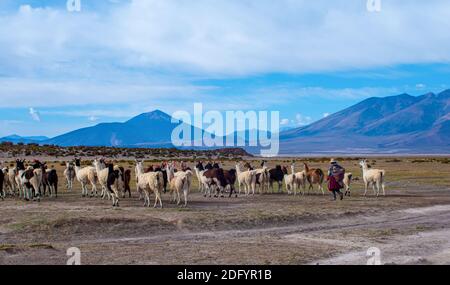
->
xmin=1 ymin=0 xmax=450 ymax=137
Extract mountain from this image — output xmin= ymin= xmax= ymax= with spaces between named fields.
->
xmin=4 ymin=90 xmax=449 ymax=154
xmin=279 ymin=90 xmax=450 ymax=154
xmin=45 ymin=110 xmax=272 ymax=149
xmin=0 ymin=134 xmax=50 ymax=144
xmin=45 ymin=110 xmax=196 ymax=147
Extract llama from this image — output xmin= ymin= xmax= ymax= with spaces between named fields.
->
xmin=291 ymin=163 xmax=307 ymax=195
xmin=2 ymin=167 xmax=14 ymax=197
xmin=15 ymin=159 xmax=27 ymax=199
xmin=74 ymin=158 xmax=98 ymax=197
xmin=251 ymin=162 xmax=269 ymax=194
xmin=244 ymin=161 xmax=269 ymax=194
xmin=269 ymin=165 xmax=284 ymax=193
xmin=207 ymin=167 xmax=237 ymax=198
xmin=135 ymin=160 xmax=164 ymax=208
xmin=167 ymin=163 xmax=192 ymax=207
xmin=41 ymin=164 xmax=58 ymax=198
xmin=93 ymin=159 xmax=111 ymax=200
xmin=153 ymin=164 xmax=168 ymax=194
xmin=106 ymin=164 xmax=120 ymax=207
xmin=135 ymin=160 xmax=145 ymax=200
xmin=359 ymin=160 xmax=386 ymax=196
xmin=343 ymin=173 xmax=353 ymax=196
xmin=223 ymin=169 xmax=237 ymax=198
xmin=195 ymin=161 xmax=207 ymax=194
xmin=283 ymin=165 xmax=296 ymax=195
xmin=16 ymin=160 xmax=42 ymax=201
xmin=20 ymin=165 xmax=41 ymax=201
xmin=235 ymin=163 xmax=255 ymax=196
xmin=118 ymin=166 xmax=131 ymax=198
xmin=294 ymin=171 xmax=307 ymax=195
xmin=303 ymin=163 xmax=325 ymax=195
xmin=64 ymin=162 xmax=76 ymax=192
xmin=202 ymin=167 xmax=226 ymax=198
xmin=7 ymin=166 xmax=17 ymax=196
xmin=236 ymin=163 xmax=256 ymax=196
xmin=30 ymin=160 xmax=44 ymax=198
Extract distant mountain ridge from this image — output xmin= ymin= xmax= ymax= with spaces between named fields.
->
xmin=2 ymin=90 xmax=449 ymax=154
xmin=44 ymin=110 xmax=190 ymax=147
xmin=279 ymin=89 xmax=450 ymax=154
xmin=0 ymin=134 xmax=49 ymax=144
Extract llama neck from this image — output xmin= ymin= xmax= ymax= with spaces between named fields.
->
xmin=361 ymin=164 xmax=369 ymax=173
xmin=74 ymin=166 xmax=81 ymax=175
xmin=290 ymin=164 xmax=295 ymax=174
xmin=167 ymin=168 xmax=175 ymax=182
xmin=94 ymin=162 xmax=102 ymax=173
xmin=136 ymin=164 xmax=143 ymax=176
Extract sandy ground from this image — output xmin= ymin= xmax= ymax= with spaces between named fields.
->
xmin=1 ymin=158 xmax=450 ymax=265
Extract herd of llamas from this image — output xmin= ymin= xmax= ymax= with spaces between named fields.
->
xmin=0 ymin=158 xmax=386 ymax=207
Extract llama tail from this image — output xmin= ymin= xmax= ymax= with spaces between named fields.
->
xmin=316 ymin=169 xmax=325 ymax=183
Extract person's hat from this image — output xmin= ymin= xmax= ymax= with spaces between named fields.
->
xmin=330 ymin=158 xmax=337 ymax=164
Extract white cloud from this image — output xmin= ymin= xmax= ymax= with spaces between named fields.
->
xmin=294 ymin=113 xmax=313 ymax=126
xmin=1 ymin=1 xmax=450 ymax=77
xmin=280 ymin=118 xmax=289 ymax=125
xmin=88 ymin=116 xmax=99 ymax=122
xmin=0 ymin=78 xmax=213 ymax=108
xmin=0 ymin=1 xmax=449 ymax=117
xmin=29 ymin=107 xmax=41 ymax=122
xmin=416 ymin=83 xmax=426 ymax=90
xmin=323 ymin=113 xmax=330 ymax=118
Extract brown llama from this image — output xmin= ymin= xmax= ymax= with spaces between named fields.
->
xmin=303 ymin=163 xmax=325 ymax=195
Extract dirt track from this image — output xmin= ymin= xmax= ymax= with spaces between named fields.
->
xmin=1 ymin=158 xmax=450 ymax=265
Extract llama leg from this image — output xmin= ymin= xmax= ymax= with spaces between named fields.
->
xmin=154 ymin=191 xmax=161 ymax=208
xmin=382 ymin=183 xmax=386 ymax=196
xmin=113 ymin=186 xmax=120 ymax=207
xmin=375 ymin=181 xmax=381 ymax=197
xmin=145 ymin=190 xmax=151 ymax=207
xmin=153 ymin=191 xmax=158 ymax=208
xmin=364 ymin=182 xmax=368 ymax=197
xmin=183 ymin=189 xmax=188 ymax=207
